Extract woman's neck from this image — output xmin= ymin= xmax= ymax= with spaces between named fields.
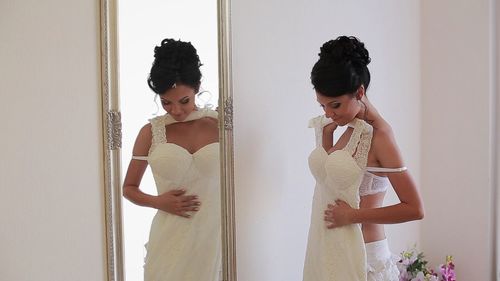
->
xmin=355 ymin=97 xmax=385 ymax=129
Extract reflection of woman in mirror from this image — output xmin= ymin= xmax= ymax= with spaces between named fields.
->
xmin=303 ymin=36 xmax=424 ymax=281
xmin=122 ymin=39 xmax=220 ymax=281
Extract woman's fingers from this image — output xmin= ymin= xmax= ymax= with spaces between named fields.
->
xmin=182 ymin=206 xmax=200 ymax=212
xmin=169 ymin=189 xmax=187 ymax=196
xmin=177 ymin=212 xmax=192 ymax=218
xmin=180 ymin=195 xmax=198 ymax=202
xmin=175 ymin=206 xmax=199 ymax=218
xmin=179 ymin=198 xmax=200 ymax=207
xmin=165 ymin=190 xmax=201 ymax=218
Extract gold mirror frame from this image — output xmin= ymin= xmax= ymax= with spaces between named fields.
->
xmin=99 ymin=0 xmax=236 ymax=280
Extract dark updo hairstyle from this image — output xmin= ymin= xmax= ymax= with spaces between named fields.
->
xmin=147 ymin=38 xmax=202 ymax=95
xmin=311 ymin=36 xmax=371 ymax=97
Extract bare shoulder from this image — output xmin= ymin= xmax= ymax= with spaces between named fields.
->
xmin=138 ymin=123 xmax=153 ymax=139
xmin=372 ymin=122 xmax=396 ymax=146
xmin=133 ymin=123 xmax=153 ymax=156
xmin=197 ymin=117 xmax=219 ymax=130
xmin=371 ymin=122 xmax=403 ymax=166
xmin=201 ymin=116 xmax=218 ymax=124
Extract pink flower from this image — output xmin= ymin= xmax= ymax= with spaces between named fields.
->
xmin=438 ymin=256 xmax=456 ymax=281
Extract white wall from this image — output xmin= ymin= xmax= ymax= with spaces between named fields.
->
xmin=0 ymin=1 xmax=105 ymax=280
xmin=497 ymin=1 xmax=500 ymax=279
xmin=420 ymin=1 xmax=496 ymax=280
xmin=231 ymin=1 xmax=421 ymax=280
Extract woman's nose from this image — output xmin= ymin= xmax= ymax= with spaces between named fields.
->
xmin=324 ymin=108 xmax=335 ymax=119
xmin=170 ymin=104 xmax=181 ymax=114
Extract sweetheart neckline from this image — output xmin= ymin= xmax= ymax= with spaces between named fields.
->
xmin=312 ymin=147 xmax=363 ymax=172
xmin=151 ymin=142 xmax=219 ymax=156
xmin=312 ymin=148 xmax=392 ymax=179
xmin=320 ymin=146 xmax=349 ymax=156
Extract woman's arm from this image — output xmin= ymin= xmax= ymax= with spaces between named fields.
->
xmin=351 ymin=172 xmax=424 ymax=224
xmin=122 ymin=124 xmax=200 ymax=218
xmin=322 ymin=122 xmax=338 ymax=151
xmin=325 ymin=128 xmax=424 ymax=228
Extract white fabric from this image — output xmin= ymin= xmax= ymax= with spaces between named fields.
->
xmin=365 ymin=167 xmax=407 ymax=173
xmin=365 ymin=239 xmax=400 ymax=281
xmin=359 ymin=172 xmax=390 ymax=196
xmin=132 ymin=156 xmax=148 ymax=161
xmin=308 ymin=115 xmax=404 ymax=196
xmin=304 ymin=116 xmax=373 ymax=281
xmin=142 ymin=109 xmax=221 ymax=281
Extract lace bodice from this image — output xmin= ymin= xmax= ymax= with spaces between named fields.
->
xmin=148 ymin=108 xmax=218 ymax=154
xmin=359 ymin=173 xmax=390 ymax=196
xmin=308 ymin=115 xmax=399 ymax=196
xmin=308 ymin=116 xmax=373 ymax=206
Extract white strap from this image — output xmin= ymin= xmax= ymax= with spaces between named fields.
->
xmin=366 ymin=166 xmax=407 ymax=173
xmin=308 ymin=115 xmax=333 ymax=148
xmin=344 ymin=119 xmax=364 ymax=155
xmin=353 ymin=123 xmax=373 ymax=168
xmin=132 ymin=156 xmax=148 ymax=161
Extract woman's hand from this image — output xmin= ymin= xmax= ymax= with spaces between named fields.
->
xmin=323 ymin=122 xmax=338 ymax=134
xmin=322 ymin=122 xmax=338 ymax=151
xmin=154 ymin=189 xmax=200 ymax=218
xmin=324 ymin=200 xmax=355 ymax=229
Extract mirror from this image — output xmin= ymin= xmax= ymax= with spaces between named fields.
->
xmin=99 ymin=0 xmax=235 ymax=280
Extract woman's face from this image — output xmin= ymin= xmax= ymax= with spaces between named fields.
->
xmin=316 ymin=91 xmax=361 ymax=126
xmin=160 ymin=84 xmax=197 ymax=121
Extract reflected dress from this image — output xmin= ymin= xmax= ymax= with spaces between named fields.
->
xmin=141 ymin=108 xmax=221 ymax=281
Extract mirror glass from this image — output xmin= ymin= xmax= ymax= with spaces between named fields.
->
xmin=118 ymin=1 xmax=220 ymax=280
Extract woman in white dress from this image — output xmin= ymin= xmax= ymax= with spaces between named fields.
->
xmin=122 ymin=39 xmax=221 ymax=281
xmin=303 ymin=36 xmax=424 ymax=281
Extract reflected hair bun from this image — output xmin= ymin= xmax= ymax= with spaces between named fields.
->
xmin=147 ymin=38 xmax=202 ymax=95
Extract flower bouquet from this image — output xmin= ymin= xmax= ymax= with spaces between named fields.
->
xmin=397 ymin=247 xmax=456 ymax=281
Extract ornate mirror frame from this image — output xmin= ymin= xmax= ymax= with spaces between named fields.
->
xmin=98 ymin=0 xmax=236 ymax=280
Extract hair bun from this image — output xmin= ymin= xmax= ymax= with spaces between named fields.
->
xmin=153 ymin=38 xmax=201 ymax=70
xmin=147 ymin=38 xmax=203 ymax=95
xmin=319 ymin=36 xmax=370 ymax=66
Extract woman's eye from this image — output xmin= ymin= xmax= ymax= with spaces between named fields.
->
xmin=161 ymin=101 xmax=170 ymax=106
xmin=331 ymin=103 xmax=340 ymax=109
xmin=180 ymin=99 xmax=190 ymax=104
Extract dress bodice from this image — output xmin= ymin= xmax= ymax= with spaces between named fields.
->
xmin=146 ymin=108 xmax=220 ymax=195
xmin=148 ymin=142 xmax=219 ymax=194
xmin=308 ymin=116 xmax=373 ymax=207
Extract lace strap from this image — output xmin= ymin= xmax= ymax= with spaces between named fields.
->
xmin=344 ymin=119 xmax=364 ymax=155
xmin=149 ymin=115 xmax=167 ymax=153
xmin=353 ymin=121 xmax=373 ymax=168
xmin=308 ymin=115 xmax=334 ymax=147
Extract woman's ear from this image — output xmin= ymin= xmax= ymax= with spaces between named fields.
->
xmin=356 ymin=85 xmax=365 ymax=100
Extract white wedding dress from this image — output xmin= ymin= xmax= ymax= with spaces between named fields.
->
xmin=141 ymin=108 xmax=221 ymax=281
xmin=303 ymin=116 xmax=373 ymax=281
